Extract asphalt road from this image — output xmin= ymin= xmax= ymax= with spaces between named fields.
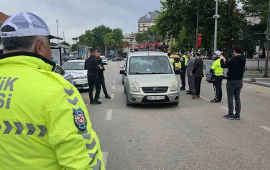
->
xmin=79 ymin=61 xmax=270 ymax=170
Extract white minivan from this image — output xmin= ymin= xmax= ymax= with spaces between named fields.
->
xmin=120 ymin=51 xmax=180 ymax=106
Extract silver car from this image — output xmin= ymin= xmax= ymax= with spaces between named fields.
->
xmin=120 ymin=51 xmax=180 ymax=106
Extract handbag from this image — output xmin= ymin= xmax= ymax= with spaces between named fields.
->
xmin=206 ymin=73 xmax=215 ymax=83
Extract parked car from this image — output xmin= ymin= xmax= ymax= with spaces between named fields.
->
xmin=62 ymin=60 xmax=88 ymax=89
xmin=120 ymin=51 xmax=180 ymax=106
xmin=112 ymin=57 xmax=124 ymax=61
xmin=100 ymin=56 xmax=107 ymax=65
xmin=55 ymin=65 xmax=73 ymax=84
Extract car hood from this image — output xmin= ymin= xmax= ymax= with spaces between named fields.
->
xmin=128 ymin=74 xmax=178 ymax=87
xmin=65 ymin=70 xmax=87 ymax=78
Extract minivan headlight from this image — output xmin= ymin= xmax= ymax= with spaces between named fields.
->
xmin=130 ymin=82 xmax=140 ymax=92
xmin=170 ymin=81 xmax=178 ymax=91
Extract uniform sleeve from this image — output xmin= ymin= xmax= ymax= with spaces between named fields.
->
xmin=47 ymin=83 xmax=105 ymax=170
xmin=211 ymin=61 xmax=217 ymax=70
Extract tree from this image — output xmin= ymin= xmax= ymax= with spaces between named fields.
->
xmin=60 ymin=41 xmax=70 ymax=47
xmin=71 ymin=44 xmax=77 ymax=52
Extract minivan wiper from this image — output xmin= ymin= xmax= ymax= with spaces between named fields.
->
xmin=135 ymin=72 xmax=146 ymax=74
xmin=149 ymin=72 xmax=169 ymax=74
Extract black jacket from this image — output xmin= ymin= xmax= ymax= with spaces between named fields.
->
xmin=180 ymin=56 xmax=186 ymax=71
xmin=192 ymin=57 xmax=204 ymax=77
xmin=84 ymin=55 xmax=100 ymax=76
xmin=220 ymin=55 xmax=246 ymax=81
xmin=98 ymin=58 xmax=105 ymax=76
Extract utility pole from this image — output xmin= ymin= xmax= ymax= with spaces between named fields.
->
xmin=56 ymin=20 xmax=59 ymax=44
xmin=213 ymin=0 xmax=220 ymax=52
xmin=63 ymin=31 xmax=65 ymax=42
xmin=195 ymin=4 xmax=199 ymax=53
xmin=263 ymin=0 xmax=270 ymax=77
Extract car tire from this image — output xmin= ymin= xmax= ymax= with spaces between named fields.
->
xmin=126 ymin=94 xmax=132 ymax=106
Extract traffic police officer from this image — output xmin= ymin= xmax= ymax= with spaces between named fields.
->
xmin=179 ymin=50 xmax=187 ymax=90
xmin=210 ymin=51 xmax=224 ymax=103
xmin=0 ymin=12 xmax=104 ymax=170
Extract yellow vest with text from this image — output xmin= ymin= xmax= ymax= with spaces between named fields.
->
xmin=0 ymin=52 xmax=104 ymax=170
xmin=211 ymin=58 xmax=224 ymax=76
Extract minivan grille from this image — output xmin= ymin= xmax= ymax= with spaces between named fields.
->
xmin=142 ymin=87 xmax=168 ymax=93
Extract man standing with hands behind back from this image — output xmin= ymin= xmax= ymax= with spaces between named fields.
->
xmin=85 ymin=50 xmax=103 ymax=104
xmin=220 ymin=45 xmax=246 ymax=120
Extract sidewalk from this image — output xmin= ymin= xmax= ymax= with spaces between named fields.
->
xmin=243 ymin=70 xmax=270 ymax=88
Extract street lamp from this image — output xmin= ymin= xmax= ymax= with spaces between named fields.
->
xmin=213 ymin=0 xmax=220 ymax=52
xmin=56 ymin=20 xmax=59 ymax=44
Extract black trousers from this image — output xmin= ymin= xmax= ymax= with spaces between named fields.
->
xmin=227 ymin=80 xmax=243 ymax=116
xmin=180 ymin=69 xmax=186 ymax=88
xmin=213 ymin=76 xmax=223 ymax=101
xmin=99 ymin=75 xmax=109 ymax=97
xmin=88 ymin=75 xmax=101 ymax=101
xmin=194 ymin=77 xmax=202 ymax=95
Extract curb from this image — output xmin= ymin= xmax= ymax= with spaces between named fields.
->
xmin=243 ymin=79 xmax=270 ymax=88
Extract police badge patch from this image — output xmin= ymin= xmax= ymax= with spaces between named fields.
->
xmin=73 ymin=109 xmax=87 ymax=131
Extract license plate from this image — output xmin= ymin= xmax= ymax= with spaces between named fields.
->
xmin=147 ymin=96 xmax=165 ymax=100
xmin=73 ymin=82 xmax=76 ymax=85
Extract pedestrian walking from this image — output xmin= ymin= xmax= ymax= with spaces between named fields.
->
xmin=97 ymin=52 xmax=111 ymax=99
xmin=210 ymin=51 xmax=224 ymax=103
xmin=186 ymin=53 xmax=196 ymax=95
xmin=192 ymin=53 xmax=204 ymax=99
xmin=85 ymin=50 xmax=103 ymax=104
xmin=220 ymin=45 xmax=246 ymax=120
xmin=179 ymin=50 xmax=187 ymax=90
xmin=0 ymin=11 xmax=104 ymax=170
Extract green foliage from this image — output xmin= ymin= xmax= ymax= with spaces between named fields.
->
xmin=60 ymin=41 xmax=70 ymax=47
xmin=71 ymin=44 xmax=77 ymax=52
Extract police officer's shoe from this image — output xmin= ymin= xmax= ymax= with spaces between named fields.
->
xmin=90 ymin=101 xmax=95 ymax=104
xmin=94 ymin=100 xmax=102 ymax=104
xmin=234 ymin=114 xmax=241 ymax=120
xmin=210 ymin=99 xmax=220 ymax=103
xmin=105 ymin=95 xmax=111 ymax=99
xmin=223 ymin=114 xmax=234 ymax=120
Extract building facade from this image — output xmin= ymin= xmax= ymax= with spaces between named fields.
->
xmin=123 ymin=33 xmax=136 ymax=53
xmin=138 ymin=11 xmax=159 ymax=33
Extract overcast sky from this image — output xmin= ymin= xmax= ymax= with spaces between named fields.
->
xmin=0 ymin=0 xmax=162 ymax=44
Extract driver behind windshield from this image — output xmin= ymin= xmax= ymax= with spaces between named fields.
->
xmin=152 ymin=60 xmax=164 ymax=73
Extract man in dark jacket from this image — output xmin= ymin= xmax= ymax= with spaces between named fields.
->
xmin=192 ymin=53 xmax=204 ymax=99
xmin=97 ymin=53 xmax=111 ymax=99
xmin=220 ymin=45 xmax=246 ymax=120
xmin=84 ymin=50 xmax=102 ymax=104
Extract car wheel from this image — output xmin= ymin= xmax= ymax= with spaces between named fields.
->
xmin=126 ymin=94 xmax=132 ymax=106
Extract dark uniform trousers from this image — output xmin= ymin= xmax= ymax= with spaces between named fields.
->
xmin=100 ymin=74 xmax=109 ymax=97
xmin=180 ymin=69 xmax=186 ymax=88
xmin=88 ymin=75 xmax=101 ymax=101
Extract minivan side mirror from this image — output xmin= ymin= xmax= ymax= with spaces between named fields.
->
xmin=120 ymin=70 xmax=126 ymax=76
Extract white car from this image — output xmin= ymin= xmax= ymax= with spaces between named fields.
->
xmin=62 ymin=60 xmax=89 ymax=89
xmin=55 ymin=65 xmax=73 ymax=84
xmin=100 ymin=56 xmax=107 ymax=65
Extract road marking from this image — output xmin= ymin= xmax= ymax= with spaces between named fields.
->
xmin=256 ymin=88 xmax=270 ymax=94
xmin=112 ymin=86 xmax=115 ymax=89
xmin=111 ymin=94 xmax=114 ymax=99
xmin=106 ymin=109 xmax=112 ymax=120
xmin=102 ymin=151 xmax=108 ymax=169
xmin=260 ymin=126 xmax=270 ymax=133
xmin=200 ymin=96 xmax=210 ymax=102
xmin=220 ymin=106 xmax=228 ymax=111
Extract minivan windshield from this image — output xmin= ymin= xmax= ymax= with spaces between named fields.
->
xmin=62 ymin=62 xmax=85 ymax=70
xmin=129 ymin=56 xmax=173 ymax=75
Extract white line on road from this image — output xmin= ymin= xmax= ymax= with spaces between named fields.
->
xmin=111 ymin=94 xmax=114 ymax=99
xmin=260 ymin=126 xmax=270 ymax=133
xmin=102 ymin=151 xmax=108 ymax=169
xmin=200 ymin=96 xmax=210 ymax=102
xmin=220 ymin=106 xmax=228 ymax=111
xmin=106 ymin=109 xmax=112 ymax=120
xmin=112 ymin=86 xmax=115 ymax=89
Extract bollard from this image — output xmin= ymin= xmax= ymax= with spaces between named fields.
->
xmin=260 ymin=67 xmax=263 ymax=73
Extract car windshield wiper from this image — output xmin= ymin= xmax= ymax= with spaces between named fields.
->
xmin=134 ymin=72 xmax=147 ymax=74
xmin=149 ymin=72 xmax=168 ymax=74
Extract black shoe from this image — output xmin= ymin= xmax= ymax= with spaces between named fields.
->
xmin=235 ymin=115 xmax=241 ymax=120
xmin=180 ymin=88 xmax=186 ymax=91
xmin=105 ymin=95 xmax=111 ymax=99
xmin=93 ymin=100 xmax=102 ymax=104
xmin=90 ymin=101 xmax=94 ymax=104
xmin=98 ymin=96 xmax=100 ymax=99
xmin=186 ymin=92 xmax=192 ymax=95
xmin=210 ymin=99 xmax=220 ymax=103
xmin=223 ymin=114 xmax=234 ymax=120
xmin=186 ymin=90 xmax=190 ymax=93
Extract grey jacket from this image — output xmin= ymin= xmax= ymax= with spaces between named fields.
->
xmin=186 ymin=57 xmax=195 ymax=74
